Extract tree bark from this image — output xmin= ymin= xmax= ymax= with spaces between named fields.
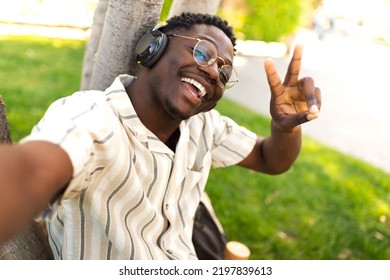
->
xmin=88 ymin=0 xmax=164 ymax=91
xmin=168 ymin=0 xmax=221 ymax=18
xmin=0 ymin=96 xmax=11 ymax=144
xmin=80 ymin=0 xmax=109 ymax=90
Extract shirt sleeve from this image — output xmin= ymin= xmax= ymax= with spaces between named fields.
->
xmin=20 ymin=91 xmax=114 ymax=193
xmin=208 ymin=109 xmax=257 ymax=168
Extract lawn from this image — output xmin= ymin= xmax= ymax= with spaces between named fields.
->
xmin=1 ymin=35 xmax=389 ymax=260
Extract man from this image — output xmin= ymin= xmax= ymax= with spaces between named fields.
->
xmin=0 ymin=12 xmax=321 ymax=259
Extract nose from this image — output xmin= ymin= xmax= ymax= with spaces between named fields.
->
xmin=200 ymin=62 xmax=221 ymax=87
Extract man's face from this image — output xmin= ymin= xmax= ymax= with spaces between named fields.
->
xmin=148 ymin=24 xmax=235 ymax=121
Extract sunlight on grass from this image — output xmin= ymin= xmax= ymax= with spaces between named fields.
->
xmin=213 ymin=99 xmax=390 ymax=259
xmin=0 ymin=35 xmax=85 ymax=140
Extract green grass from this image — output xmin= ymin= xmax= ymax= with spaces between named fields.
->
xmin=211 ymin=100 xmax=390 ymax=259
xmin=0 ymin=35 xmax=84 ymax=140
xmin=1 ymin=35 xmax=390 ymax=260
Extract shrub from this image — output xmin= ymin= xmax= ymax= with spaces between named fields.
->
xmin=161 ymin=0 xmax=319 ymax=42
xmin=220 ymin=0 xmax=301 ymax=42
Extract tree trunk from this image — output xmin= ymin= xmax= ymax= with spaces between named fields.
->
xmin=0 ymin=96 xmax=53 ymax=260
xmin=80 ymin=0 xmax=109 ymax=90
xmin=0 ymin=96 xmax=11 ymax=145
xmin=87 ymin=0 xmax=164 ymax=91
xmin=168 ymin=0 xmax=221 ymax=18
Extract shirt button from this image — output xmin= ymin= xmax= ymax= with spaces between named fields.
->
xmin=165 ymin=204 xmax=169 ymax=210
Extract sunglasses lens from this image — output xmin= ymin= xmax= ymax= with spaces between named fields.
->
xmin=193 ymin=41 xmax=217 ymax=66
xmin=219 ymin=65 xmax=238 ymax=89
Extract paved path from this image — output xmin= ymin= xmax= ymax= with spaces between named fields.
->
xmin=228 ymin=30 xmax=390 ymax=174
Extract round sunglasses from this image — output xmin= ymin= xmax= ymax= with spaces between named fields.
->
xmin=168 ymin=34 xmax=238 ymax=89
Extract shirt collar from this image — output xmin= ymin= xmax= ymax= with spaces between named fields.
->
xmin=105 ymin=74 xmax=178 ymax=155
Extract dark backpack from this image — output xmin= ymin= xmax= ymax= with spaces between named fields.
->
xmin=192 ymin=200 xmax=228 ymax=260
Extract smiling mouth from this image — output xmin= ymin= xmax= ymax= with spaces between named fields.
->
xmin=181 ymin=77 xmax=207 ymax=98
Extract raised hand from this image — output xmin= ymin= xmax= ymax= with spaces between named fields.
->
xmin=264 ymin=44 xmax=321 ymax=132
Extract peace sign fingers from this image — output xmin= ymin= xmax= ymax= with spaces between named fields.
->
xmin=264 ymin=57 xmax=284 ymax=97
xmin=283 ymin=44 xmax=303 ymax=87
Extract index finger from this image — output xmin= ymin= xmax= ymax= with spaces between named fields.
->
xmin=264 ymin=57 xmax=283 ymax=96
xmin=283 ymin=44 xmax=303 ymax=87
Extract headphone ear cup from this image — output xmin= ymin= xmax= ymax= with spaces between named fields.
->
xmin=135 ymin=30 xmax=168 ymax=68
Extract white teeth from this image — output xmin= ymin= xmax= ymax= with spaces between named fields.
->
xmin=181 ymin=77 xmax=207 ymax=98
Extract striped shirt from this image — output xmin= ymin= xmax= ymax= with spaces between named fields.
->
xmin=21 ymin=74 xmax=257 ymax=260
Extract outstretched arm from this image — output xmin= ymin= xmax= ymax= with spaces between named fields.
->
xmin=239 ymin=44 xmax=322 ymax=174
xmin=0 ymin=141 xmax=72 ymax=245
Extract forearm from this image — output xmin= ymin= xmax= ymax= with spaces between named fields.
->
xmin=261 ymin=120 xmax=302 ymax=174
xmin=0 ymin=142 xmax=72 ymax=245
xmin=0 ymin=145 xmax=39 ymax=245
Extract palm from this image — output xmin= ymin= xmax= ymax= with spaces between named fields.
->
xmin=272 ymin=86 xmax=308 ymax=115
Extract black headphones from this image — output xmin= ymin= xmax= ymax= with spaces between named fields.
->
xmin=135 ymin=26 xmax=168 ymax=68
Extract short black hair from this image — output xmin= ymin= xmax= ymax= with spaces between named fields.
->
xmin=159 ymin=12 xmax=236 ymax=48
